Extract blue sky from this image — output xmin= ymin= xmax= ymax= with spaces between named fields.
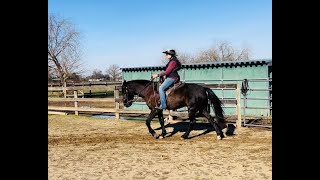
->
xmin=48 ymin=0 xmax=272 ymax=74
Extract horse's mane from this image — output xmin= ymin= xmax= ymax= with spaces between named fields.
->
xmin=129 ymin=79 xmax=150 ymax=84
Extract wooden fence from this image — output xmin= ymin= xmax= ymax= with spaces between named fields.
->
xmin=48 ymin=84 xmax=242 ymax=127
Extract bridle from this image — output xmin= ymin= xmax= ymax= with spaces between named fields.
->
xmin=123 ymin=79 xmax=155 ymax=104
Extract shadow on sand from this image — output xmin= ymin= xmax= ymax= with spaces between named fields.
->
xmin=154 ymin=121 xmax=237 ymax=139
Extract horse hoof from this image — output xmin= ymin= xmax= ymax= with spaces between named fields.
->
xmin=152 ymin=133 xmax=158 ymax=138
xmin=217 ymin=136 xmax=223 ymax=140
xmin=181 ymin=135 xmax=188 ymax=139
xmin=158 ymin=135 xmax=164 ymax=139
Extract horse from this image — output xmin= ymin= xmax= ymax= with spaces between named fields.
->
xmin=121 ymin=79 xmax=227 ymax=140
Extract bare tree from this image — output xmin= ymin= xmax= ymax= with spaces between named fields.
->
xmin=69 ymin=73 xmax=82 ymax=83
xmin=48 ymin=66 xmax=53 ymax=82
xmin=48 ymin=14 xmax=84 ymax=86
xmin=175 ymin=52 xmax=195 ymax=64
xmin=87 ymin=69 xmax=106 ymax=80
xmin=48 ymin=65 xmax=59 ymax=82
xmin=192 ymin=48 xmax=219 ymax=63
xmin=194 ymin=41 xmax=251 ymax=62
xmin=106 ymin=64 xmax=121 ymax=81
xmin=159 ymin=42 xmax=251 ymax=65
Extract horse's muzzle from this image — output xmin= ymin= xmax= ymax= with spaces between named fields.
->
xmin=124 ymin=101 xmax=133 ymax=107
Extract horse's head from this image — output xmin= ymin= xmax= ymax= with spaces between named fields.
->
xmin=121 ymin=80 xmax=134 ymax=107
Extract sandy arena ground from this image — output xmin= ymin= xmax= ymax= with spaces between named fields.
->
xmin=48 ymin=115 xmax=272 ymax=180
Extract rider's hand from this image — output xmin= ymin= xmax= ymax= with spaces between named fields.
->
xmin=151 ymin=74 xmax=159 ymax=79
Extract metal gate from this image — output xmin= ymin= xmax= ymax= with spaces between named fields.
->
xmin=241 ymin=78 xmax=272 ymax=128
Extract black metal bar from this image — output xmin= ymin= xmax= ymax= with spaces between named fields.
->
xmin=242 ymin=97 xmax=272 ymax=100
xmin=249 ymin=88 xmax=272 ymax=91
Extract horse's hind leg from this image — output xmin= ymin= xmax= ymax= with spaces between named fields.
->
xmin=157 ymin=110 xmax=167 ymax=139
xmin=146 ymin=109 xmax=158 ymax=138
xmin=202 ymin=110 xmax=225 ymax=140
xmin=181 ymin=107 xmax=197 ymax=139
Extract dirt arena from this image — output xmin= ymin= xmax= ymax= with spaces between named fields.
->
xmin=48 ymin=115 xmax=272 ymax=180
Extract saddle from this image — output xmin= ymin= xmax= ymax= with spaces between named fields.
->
xmin=166 ymin=81 xmax=184 ymax=96
xmin=153 ymin=80 xmax=185 ymax=108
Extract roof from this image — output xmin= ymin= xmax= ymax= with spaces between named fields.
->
xmin=121 ymin=59 xmax=272 ymax=72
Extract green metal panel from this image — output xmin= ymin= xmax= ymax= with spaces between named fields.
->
xmin=183 ymin=67 xmax=221 ymax=83
xmin=222 ymin=66 xmax=269 ymax=116
xmin=223 ymin=66 xmax=267 ymax=79
xmin=123 ymin=70 xmax=162 ymax=81
xmin=124 ymin=102 xmax=151 ymax=111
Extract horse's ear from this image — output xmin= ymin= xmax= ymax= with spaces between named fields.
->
xmin=122 ymin=80 xmax=127 ymax=86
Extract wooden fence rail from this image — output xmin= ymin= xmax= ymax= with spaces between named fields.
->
xmin=48 ymin=98 xmax=115 ymax=102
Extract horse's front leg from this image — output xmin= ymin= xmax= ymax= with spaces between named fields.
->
xmin=146 ymin=109 xmax=158 ymax=138
xmin=157 ymin=110 xmax=167 ymax=139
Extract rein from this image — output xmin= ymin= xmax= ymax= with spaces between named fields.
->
xmin=125 ymin=79 xmax=156 ymax=104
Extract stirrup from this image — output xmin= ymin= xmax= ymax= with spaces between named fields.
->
xmin=155 ymin=105 xmax=166 ymax=110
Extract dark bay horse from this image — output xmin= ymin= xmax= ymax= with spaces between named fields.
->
xmin=121 ymin=80 xmax=227 ymax=140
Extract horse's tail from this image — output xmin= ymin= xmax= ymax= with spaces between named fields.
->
xmin=204 ymin=87 xmax=225 ymax=123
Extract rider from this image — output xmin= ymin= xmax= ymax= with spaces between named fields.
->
xmin=152 ymin=49 xmax=182 ymax=110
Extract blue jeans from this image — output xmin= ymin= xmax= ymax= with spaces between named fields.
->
xmin=159 ymin=78 xmax=176 ymax=109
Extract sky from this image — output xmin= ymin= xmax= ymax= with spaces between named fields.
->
xmin=48 ymin=0 xmax=272 ymax=75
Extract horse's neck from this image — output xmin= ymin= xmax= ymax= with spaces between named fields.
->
xmin=133 ymin=82 xmax=152 ymax=96
xmin=137 ymin=85 xmax=155 ymax=99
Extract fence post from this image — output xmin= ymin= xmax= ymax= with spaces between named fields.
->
xmin=89 ymin=83 xmax=92 ymax=97
xmin=169 ymin=110 xmax=173 ymax=121
xmin=114 ymin=87 xmax=120 ymax=119
xmin=236 ymin=84 xmax=242 ymax=128
xmin=74 ymin=90 xmax=78 ymax=115
xmin=63 ymin=82 xmax=67 ymax=98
